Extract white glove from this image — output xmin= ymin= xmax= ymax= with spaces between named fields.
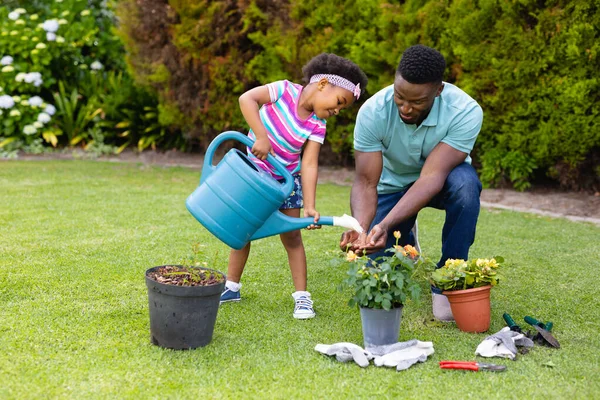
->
xmin=475 ymin=327 xmax=535 ymax=360
xmin=332 ymin=214 xmax=363 ymax=233
xmin=314 ymin=342 xmax=373 ymax=368
xmin=372 ymin=340 xmax=435 ymax=371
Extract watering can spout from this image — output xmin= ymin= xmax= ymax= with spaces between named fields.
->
xmin=250 ymin=213 xmax=334 ymax=241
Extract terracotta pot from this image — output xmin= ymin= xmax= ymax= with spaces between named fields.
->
xmin=443 ymin=285 xmax=492 ymax=333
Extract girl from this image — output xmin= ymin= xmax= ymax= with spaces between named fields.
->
xmin=220 ymin=53 xmax=368 ymax=319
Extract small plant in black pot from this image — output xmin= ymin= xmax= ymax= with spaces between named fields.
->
xmin=145 ymin=243 xmax=225 ymax=349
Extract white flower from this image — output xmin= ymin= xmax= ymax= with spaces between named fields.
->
xmin=56 ymin=36 xmax=65 ymax=43
xmin=44 ymin=104 xmax=56 ymax=115
xmin=9 ymin=109 xmax=21 ymax=117
xmin=58 ymin=19 xmax=68 ymax=25
xmin=25 ymin=72 xmax=42 ymax=83
xmin=15 ymin=73 xmax=27 ymax=82
xmin=38 ymin=112 xmax=51 ymax=123
xmin=8 ymin=12 xmax=20 ymax=21
xmin=42 ymin=19 xmax=59 ymax=33
xmin=15 ymin=19 xmax=26 ymax=25
xmin=90 ymin=61 xmax=104 ymax=70
xmin=0 ymin=56 xmax=13 ymax=65
xmin=33 ymin=121 xmax=44 ymax=129
xmin=29 ymin=96 xmax=43 ymax=107
xmin=30 ymin=14 xmax=39 ymax=21
xmin=0 ymin=95 xmax=15 ymax=109
xmin=12 ymin=95 xmax=21 ymax=102
xmin=1 ymin=66 xmax=15 ymax=73
xmin=23 ymin=125 xmax=37 ymax=135
xmin=15 ymin=8 xmax=27 ymax=14
xmin=20 ymin=100 xmax=29 ymax=106
xmin=81 ymin=10 xmax=91 ymax=16
xmin=35 ymin=43 xmax=47 ymax=50
xmin=46 ymin=32 xmax=56 ymax=41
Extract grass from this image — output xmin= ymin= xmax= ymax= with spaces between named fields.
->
xmin=1 ymin=160 xmax=599 ymax=399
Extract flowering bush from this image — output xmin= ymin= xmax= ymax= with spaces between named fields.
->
xmin=338 ymin=232 xmax=435 ymax=310
xmin=429 ymin=257 xmax=504 ymax=292
xmin=0 ymin=0 xmax=125 ymax=152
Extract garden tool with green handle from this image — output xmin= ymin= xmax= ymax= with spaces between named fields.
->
xmin=503 ymin=313 xmax=522 ymax=333
xmin=524 ymin=316 xmax=560 ymax=348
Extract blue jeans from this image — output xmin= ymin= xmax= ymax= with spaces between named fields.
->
xmin=368 ymin=163 xmax=482 ymax=268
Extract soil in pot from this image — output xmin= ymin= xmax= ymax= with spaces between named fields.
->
xmin=146 ymin=265 xmax=225 ymax=350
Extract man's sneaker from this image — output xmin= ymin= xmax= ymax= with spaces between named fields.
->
xmin=292 ymin=291 xmax=316 ymax=319
xmin=431 ymin=286 xmax=454 ymax=322
xmin=220 ymin=288 xmax=241 ymax=304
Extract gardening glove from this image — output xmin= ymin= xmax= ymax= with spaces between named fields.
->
xmin=475 ymin=327 xmax=534 ymax=360
xmin=372 ymin=340 xmax=435 ymax=371
xmin=314 ymin=342 xmax=373 ymax=368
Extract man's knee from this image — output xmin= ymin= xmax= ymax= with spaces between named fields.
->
xmin=446 ymin=164 xmax=482 ymax=206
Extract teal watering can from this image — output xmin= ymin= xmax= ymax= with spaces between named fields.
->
xmin=186 ymin=131 xmax=339 ymax=250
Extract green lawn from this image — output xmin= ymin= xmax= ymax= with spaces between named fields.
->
xmin=1 ymin=160 xmax=599 ymax=399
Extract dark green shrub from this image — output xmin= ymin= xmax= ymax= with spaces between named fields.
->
xmin=117 ymin=0 xmax=599 ymax=190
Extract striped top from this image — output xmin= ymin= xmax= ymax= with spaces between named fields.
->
xmin=247 ymin=80 xmax=327 ymax=178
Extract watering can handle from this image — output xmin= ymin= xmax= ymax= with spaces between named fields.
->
xmin=201 ymin=131 xmax=294 ymax=194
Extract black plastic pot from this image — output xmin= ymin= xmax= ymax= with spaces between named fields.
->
xmin=145 ymin=266 xmax=225 ymax=349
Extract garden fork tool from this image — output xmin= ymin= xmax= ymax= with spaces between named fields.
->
xmin=439 ymin=361 xmax=507 ymax=372
xmin=524 ymin=316 xmax=560 ymax=348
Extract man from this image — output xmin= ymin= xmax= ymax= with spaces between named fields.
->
xmin=339 ymin=45 xmax=483 ymax=321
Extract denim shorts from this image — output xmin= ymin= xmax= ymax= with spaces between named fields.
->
xmin=277 ymin=174 xmax=303 ymax=210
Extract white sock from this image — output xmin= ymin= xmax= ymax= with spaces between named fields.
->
xmin=292 ymin=290 xmax=311 ymax=300
xmin=225 ymin=280 xmax=241 ymax=292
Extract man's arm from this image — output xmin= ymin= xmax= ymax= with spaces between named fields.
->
xmin=340 ymin=150 xmax=382 ymax=250
xmin=364 ymin=142 xmax=468 ymax=249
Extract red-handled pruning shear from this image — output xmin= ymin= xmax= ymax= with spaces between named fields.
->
xmin=439 ymin=361 xmax=507 ymax=372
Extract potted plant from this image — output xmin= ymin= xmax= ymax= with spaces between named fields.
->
xmin=429 ymin=257 xmax=504 ymax=333
xmin=145 ymin=243 xmax=225 ymax=349
xmin=338 ymin=232 xmax=435 ymax=349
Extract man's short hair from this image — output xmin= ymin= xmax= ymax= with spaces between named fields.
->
xmin=396 ymin=45 xmax=446 ymax=84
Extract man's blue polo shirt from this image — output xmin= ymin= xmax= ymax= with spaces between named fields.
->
xmin=354 ymin=82 xmax=483 ymax=193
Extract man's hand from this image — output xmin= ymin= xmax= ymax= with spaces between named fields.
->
xmin=340 ymin=230 xmax=370 ymax=253
xmin=304 ymin=207 xmax=321 ymax=230
xmin=359 ymin=224 xmax=388 ymax=254
xmin=251 ymin=137 xmax=273 ymax=160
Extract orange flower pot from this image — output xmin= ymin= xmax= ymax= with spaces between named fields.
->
xmin=443 ymin=285 xmax=492 ymax=333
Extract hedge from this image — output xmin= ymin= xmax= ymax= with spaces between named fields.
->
xmin=116 ymin=0 xmax=599 ymax=191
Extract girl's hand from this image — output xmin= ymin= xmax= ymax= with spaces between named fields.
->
xmin=304 ymin=207 xmax=321 ymax=230
xmin=251 ymin=137 xmax=273 ymax=160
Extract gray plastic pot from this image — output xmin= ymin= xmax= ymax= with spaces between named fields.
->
xmin=359 ymin=306 xmax=403 ymax=349
xmin=145 ymin=266 xmax=225 ymax=350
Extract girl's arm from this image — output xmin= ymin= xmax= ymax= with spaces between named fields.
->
xmin=239 ymin=86 xmax=274 ymax=160
xmin=301 ymin=140 xmax=322 ymax=229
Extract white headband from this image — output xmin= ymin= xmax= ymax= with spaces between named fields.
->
xmin=309 ymin=74 xmax=361 ymax=99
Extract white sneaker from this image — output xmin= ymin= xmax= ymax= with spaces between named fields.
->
xmin=432 ymin=292 xmax=454 ymax=322
xmin=292 ymin=291 xmax=316 ymax=319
